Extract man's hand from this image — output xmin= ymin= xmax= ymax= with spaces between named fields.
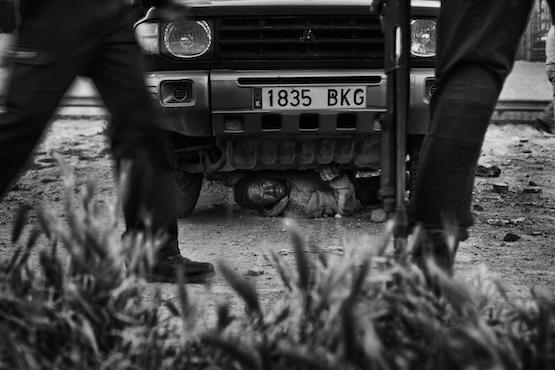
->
xmin=318 ymin=166 xmax=341 ymax=182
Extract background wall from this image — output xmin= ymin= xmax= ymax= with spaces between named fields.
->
xmin=517 ymin=0 xmax=552 ymax=62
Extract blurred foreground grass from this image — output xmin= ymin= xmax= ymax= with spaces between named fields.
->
xmin=0 ymin=164 xmax=553 ymax=370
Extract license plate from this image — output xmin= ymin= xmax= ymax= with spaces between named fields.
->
xmin=254 ymin=86 xmax=367 ymax=110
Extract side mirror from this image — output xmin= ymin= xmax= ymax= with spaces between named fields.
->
xmin=0 ymin=0 xmax=16 ymax=33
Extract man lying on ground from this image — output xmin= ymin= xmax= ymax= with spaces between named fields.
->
xmin=226 ymin=167 xmax=360 ymax=218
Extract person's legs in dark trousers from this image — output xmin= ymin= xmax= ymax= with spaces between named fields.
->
xmin=411 ymin=0 xmax=535 ymax=274
xmin=0 ymin=3 xmax=88 ymax=197
xmin=0 ymin=61 xmax=78 ymax=195
xmin=1 ymin=1 xmax=213 ymax=282
xmin=88 ymin=12 xmax=213 ymax=282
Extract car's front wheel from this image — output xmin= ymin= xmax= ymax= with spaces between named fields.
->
xmin=174 ymin=171 xmax=203 ymax=218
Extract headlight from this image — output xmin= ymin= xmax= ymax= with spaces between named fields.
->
xmin=410 ymin=19 xmax=436 ymax=57
xmin=164 ymin=20 xmax=212 ymax=58
xmin=135 ymin=22 xmax=160 ymax=54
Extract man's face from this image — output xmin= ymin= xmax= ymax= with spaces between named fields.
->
xmin=246 ymin=178 xmax=286 ymax=206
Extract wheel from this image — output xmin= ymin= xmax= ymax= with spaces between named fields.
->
xmin=174 ymin=171 xmax=203 ymax=218
xmin=353 ymin=175 xmax=382 ymax=206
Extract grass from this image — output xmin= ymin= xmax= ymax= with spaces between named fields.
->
xmin=0 ymin=163 xmax=553 ymax=369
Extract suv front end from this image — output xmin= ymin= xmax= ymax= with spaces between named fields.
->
xmin=135 ymin=0 xmax=438 ymax=216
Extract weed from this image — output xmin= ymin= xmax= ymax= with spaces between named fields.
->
xmin=0 ymin=164 xmax=553 ymax=369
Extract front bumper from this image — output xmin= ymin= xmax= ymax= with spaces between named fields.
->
xmin=146 ymin=68 xmax=434 ymax=137
xmin=146 ymin=68 xmax=434 ymax=171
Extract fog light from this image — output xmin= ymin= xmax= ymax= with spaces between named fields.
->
xmin=173 ymin=86 xmax=188 ymax=101
xmin=373 ymin=117 xmax=382 ymax=131
xmin=224 ymin=116 xmax=244 ymax=133
xmin=160 ymin=80 xmax=193 ymax=105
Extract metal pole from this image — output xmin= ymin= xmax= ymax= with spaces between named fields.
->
xmin=393 ymin=0 xmax=410 ymax=253
xmin=374 ymin=0 xmax=411 ymax=253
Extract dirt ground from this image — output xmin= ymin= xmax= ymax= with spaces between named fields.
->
xmin=0 ymin=118 xmax=553 ymax=305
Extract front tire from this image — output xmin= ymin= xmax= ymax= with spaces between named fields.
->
xmin=174 ymin=171 xmax=203 ymax=218
xmin=353 ymin=175 xmax=381 ymax=206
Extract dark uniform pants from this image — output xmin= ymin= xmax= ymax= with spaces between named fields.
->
xmin=0 ymin=0 xmax=179 ymax=258
xmin=411 ymin=0 xmax=536 ymax=236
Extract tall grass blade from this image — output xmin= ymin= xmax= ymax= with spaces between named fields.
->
xmin=202 ymin=333 xmax=262 ymax=370
xmin=216 ymin=302 xmax=233 ymax=332
xmin=0 ymin=323 xmax=32 ymax=370
xmin=4 ymin=248 xmax=22 ymax=274
xmin=12 ymin=228 xmax=41 ymax=273
xmin=341 ymin=299 xmax=358 ymax=365
xmin=290 ymin=227 xmax=310 ymax=293
xmin=38 ymin=249 xmax=64 ymax=291
xmin=218 ymin=262 xmax=261 ymax=318
xmin=176 ymin=267 xmax=193 ymax=325
xmin=269 ymin=251 xmax=293 ymax=291
xmin=276 ymin=347 xmax=336 ymax=370
xmin=350 ymin=257 xmax=370 ymax=300
xmin=10 ymin=204 xmax=31 ymax=244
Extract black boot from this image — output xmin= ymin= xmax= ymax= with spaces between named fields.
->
xmin=412 ymin=229 xmax=459 ymax=276
xmin=149 ymin=255 xmax=215 ymax=283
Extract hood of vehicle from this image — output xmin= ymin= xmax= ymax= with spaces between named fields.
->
xmin=175 ymin=0 xmax=439 ymax=16
xmin=177 ymin=0 xmax=438 ymax=6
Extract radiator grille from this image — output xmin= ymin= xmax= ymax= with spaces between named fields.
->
xmin=216 ymin=16 xmax=384 ymax=61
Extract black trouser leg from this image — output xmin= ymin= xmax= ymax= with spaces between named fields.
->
xmin=0 ymin=0 xmax=97 ymax=198
xmin=411 ymin=66 xmax=500 ymax=233
xmin=410 ymin=0 xmax=539 ymax=277
xmin=90 ymin=18 xmax=179 ymax=259
xmin=0 ymin=55 xmax=79 ymax=198
xmin=412 ymin=0 xmax=535 ymax=235
xmin=435 ymin=0 xmax=534 ymax=86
